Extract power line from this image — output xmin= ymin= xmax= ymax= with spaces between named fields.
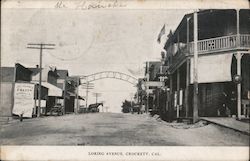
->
xmin=92 ymin=92 xmax=102 ymax=104
xmin=83 ymin=82 xmax=95 ymax=108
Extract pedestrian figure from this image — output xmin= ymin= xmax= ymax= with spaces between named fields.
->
xmin=229 ymin=91 xmax=237 ymax=116
xmin=19 ymin=113 xmax=23 ymax=122
xmin=219 ymin=104 xmax=227 ymax=117
xmin=217 ymin=92 xmax=228 ymax=117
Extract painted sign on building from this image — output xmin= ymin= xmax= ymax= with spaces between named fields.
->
xmin=12 ymin=83 xmax=35 ymax=117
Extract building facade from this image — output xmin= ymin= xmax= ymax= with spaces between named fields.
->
xmin=162 ymin=9 xmax=250 ymax=120
xmin=142 ymin=9 xmax=250 ymax=121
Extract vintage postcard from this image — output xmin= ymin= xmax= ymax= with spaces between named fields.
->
xmin=0 ymin=0 xmax=249 ymax=160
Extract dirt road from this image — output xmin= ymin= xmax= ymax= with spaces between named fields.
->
xmin=0 ymin=113 xmax=249 ymax=145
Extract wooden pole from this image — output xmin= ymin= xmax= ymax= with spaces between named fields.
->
xmin=146 ymin=61 xmax=149 ymax=113
xmin=185 ymin=17 xmax=190 ymax=118
xmin=38 ymin=46 xmax=42 ymax=117
xmin=85 ymin=83 xmax=89 ymax=108
xmin=169 ymin=75 xmax=173 ymax=121
xmin=185 ymin=59 xmax=190 ymax=118
xmin=177 ymin=69 xmax=180 ymax=118
xmin=63 ymin=79 xmax=67 ymax=115
xmin=27 ymin=43 xmax=55 ymax=117
xmin=193 ymin=11 xmax=199 ymax=123
xmin=75 ymin=77 xmax=79 ymax=114
xmin=236 ymin=9 xmax=242 ymax=120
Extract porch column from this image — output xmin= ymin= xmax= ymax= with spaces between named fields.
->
xmin=236 ymin=9 xmax=242 ymax=120
xmin=169 ymin=74 xmax=173 ymax=121
xmin=176 ymin=69 xmax=180 ymax=118
xmin=236 ymin=52 xmax=242 ymax=120
xmin=185 ymin=17 xmax=190 ymax=118
xmin=193 ymin=10 xmax=199 ymax=123
xmin=185 ymin=59 xmax=190 ymax=117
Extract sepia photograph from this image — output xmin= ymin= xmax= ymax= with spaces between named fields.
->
xmin=0 ymin=0 xmax=249 ymax=160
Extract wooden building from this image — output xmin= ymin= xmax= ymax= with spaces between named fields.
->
xmin=162 ymin=9 xmax=250 ymax=120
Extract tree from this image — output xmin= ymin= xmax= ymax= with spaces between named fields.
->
xmin=122 ymin=100 xmax=139 ymax=113
xmin=121 ymin=100 xmax=131 ymax=113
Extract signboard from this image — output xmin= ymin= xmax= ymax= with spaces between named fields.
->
xmin=144 ymin=81 xmax=164 ymax=87
xmin=12 ymin=83 xmax=35 ymax=118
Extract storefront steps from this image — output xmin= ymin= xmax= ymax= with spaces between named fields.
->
xmin=201 ymin=117 xmax=250 ymax=135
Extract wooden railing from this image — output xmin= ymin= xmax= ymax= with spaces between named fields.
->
xmin=240 ymin=34 xmax=250 ymax=48
xmin=188 ymin=34 xmax=250 ymax=54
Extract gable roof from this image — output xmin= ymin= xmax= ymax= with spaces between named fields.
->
xmin=57 ymin=70 xmax=69 ymax=79
xmin=28 ymin=68 xmax=41 ymax=76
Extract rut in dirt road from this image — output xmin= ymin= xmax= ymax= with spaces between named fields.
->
xmin=0 ymin=113 xmax=249 ymax=146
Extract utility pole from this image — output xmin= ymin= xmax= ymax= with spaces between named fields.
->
xmin=81 ymin=82 xmax=94 ymax=108
xmin=63 ymin=79 xmax=67 ymax=115
xmin=93 ymin=92 xmax=102 ymax=104
xmin=193 ymin=11 xmax=199 ymax=123
xmin=76 ymin=76 xmax=80 ymax=114
xmin=146 ymin=61 xmax=149 ymax=113
xmin=27 ymin=43 xmax=55 ymax=117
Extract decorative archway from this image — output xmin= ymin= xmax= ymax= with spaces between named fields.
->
xmin=79 ymin=71 xmax=138 ymax=85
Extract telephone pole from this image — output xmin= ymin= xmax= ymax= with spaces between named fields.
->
xmin=93 ymin=92 xmax=102 ymax=104
xmin=81 ymin=82 xmax=94 ymax=108
xmin=27 ymin=43 xmax=55 ymax=117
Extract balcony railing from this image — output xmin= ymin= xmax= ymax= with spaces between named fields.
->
xmin=189 ymin=34 xmax=250 ymax=54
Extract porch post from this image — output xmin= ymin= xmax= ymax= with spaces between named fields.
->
xmin=236 ymin=9 xmax=242 ymax=120
xmin=169 ymin=74 xmax=173 ymax=121
xmin=177 ymin=69 xmax=180 ymax=118
xmin=193 ymin=10 xmax=199 ymax=123
xmin=236 ymin=52 xmax=242 ymax=120
xmin=185 ymin=59 xmax=190 ymax=118
xmin=185 ymin=17 xmax=190 ymax=118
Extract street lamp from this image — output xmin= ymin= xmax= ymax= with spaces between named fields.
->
xmin=233 ymin=75 xmax=242 ymax=84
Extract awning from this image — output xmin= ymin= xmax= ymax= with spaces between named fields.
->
xmin=190 ymin=53 xmax=233 ymax=84
xmin=42 ymin=82 xmax=63 ymax=97
xmin=31 ymin=81 xmax=63 ymax=97
xmin=67 ymin=92 xmax=85 ymax=100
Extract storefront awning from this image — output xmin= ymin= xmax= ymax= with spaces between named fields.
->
xmin=41 ymin=82 xmax=63 ymax=97
xmin=31 ymin=81 xmax=63 ymax=97
xmin=190 ymin=53 xmax=233 ymax=84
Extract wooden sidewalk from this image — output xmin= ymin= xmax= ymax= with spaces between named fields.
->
xmin=201 ymin=117 xmax=250 ymax=135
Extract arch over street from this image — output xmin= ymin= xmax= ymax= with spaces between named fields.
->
xmin=79 ymin=71 xmax=138 ymax=86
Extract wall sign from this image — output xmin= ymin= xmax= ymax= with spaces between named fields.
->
xmin=12 ymin=83 xmax=35 ymax=118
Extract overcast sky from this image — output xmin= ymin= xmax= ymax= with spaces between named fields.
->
xmin=2 ymin=8 xmax=189 ymax=112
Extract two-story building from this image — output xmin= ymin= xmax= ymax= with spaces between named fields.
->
xmin=30 ymin=65 xmax=63 ymax=115
xmin=162 ymin=9 xmax=250 ymax=120
xmin=0 ymin=63 xmax=48 ymax=118
xmin=57 ymin=70 xmax=79 ymax=114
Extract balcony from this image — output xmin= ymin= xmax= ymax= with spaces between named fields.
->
xmin=189 ymin=34 xmax=250 ymax=55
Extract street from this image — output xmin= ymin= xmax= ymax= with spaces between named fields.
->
xmin=0 ymin=112 xmax=249 ymax=146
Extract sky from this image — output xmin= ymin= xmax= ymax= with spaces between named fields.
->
xmin=1 ymin=8 xmax=189 ymax=113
